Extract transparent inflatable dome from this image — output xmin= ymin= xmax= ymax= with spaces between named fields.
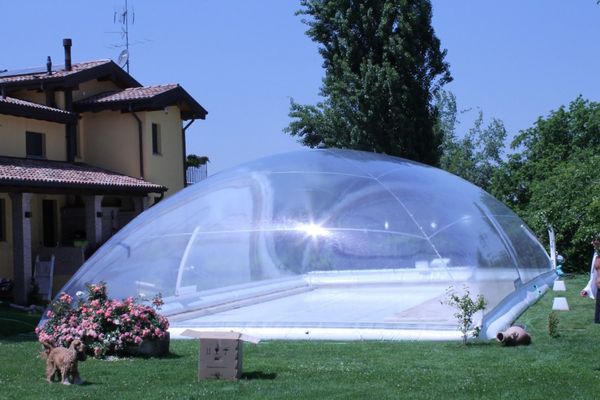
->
xmin=59 ymin=149 xmax=554 ymax=340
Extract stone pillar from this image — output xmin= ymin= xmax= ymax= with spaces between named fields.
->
xmin=133 ymin=196 xmax=151 ymax=215
xmin=84 ymin=195 xmax=103 ymax=250
xmin=9 ymin=192 xmax=32 ymax=305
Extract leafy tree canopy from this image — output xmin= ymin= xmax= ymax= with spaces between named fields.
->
xmin=438 ymin=93 xmax=600 ymax=272
xmin=286 ymin=0 xmax=451 ymax=166
xmin=437 ymin=91 xmax=507 ymax=193
xmin=492 ymin=97 xmax=600 ymax=271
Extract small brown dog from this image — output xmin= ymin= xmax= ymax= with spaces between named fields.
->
xmin=41 ymin=339 xmax=87 ymax=384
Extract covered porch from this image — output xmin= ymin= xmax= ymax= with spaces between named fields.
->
xmin=0 ymin=156 xmax=166 ymax=304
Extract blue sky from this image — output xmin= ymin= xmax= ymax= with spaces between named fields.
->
xmin=2 ymin=1 xmax=599 ymax=174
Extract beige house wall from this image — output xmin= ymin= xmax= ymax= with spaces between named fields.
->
xmin=143 ymin=106 xmax=185 ymax=196
xmin=0 ymin=114 xmax=66 ymax=160
xmin=9 ymin=90 xmax=46 ymax=105
xmin=80 ymin=107 xmax=185 ymax=196
xmin=9 ymin=81 xmax=121 ymax=107
xmin=73 ymin=81 xmax=121 ymax=102
xmin=0 ymin=114 xmax=68 ymax=279
xmin=80 ymin=111 xmax=140 ymax=178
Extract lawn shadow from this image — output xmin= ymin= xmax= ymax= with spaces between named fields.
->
xmin=105 ymin=351 xmax=185 ymax=361
xmin=442 ymin=340 xmax=495 ymax=349
xmin=46 ymin=380 xmax=100 ymax=386
xmin=466 ymin=340 xmax=496 ymax=347
xmin=241 ymin=370 xmax=277 ymax=380
xmin=0 ymin=332 xmax=39 ymax=343
xmin=78 ymin=380 xmax=99 ymax=386
xmin=134 ymin=351 xmax=184 ymax=360
xmin=159 ymin=351 xmax=184 ymax=359
xmin=0 ymin=304 xmax=42 ymax=341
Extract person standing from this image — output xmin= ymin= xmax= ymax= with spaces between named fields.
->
xmin=580 ymin=234 xmax=600 ymax=323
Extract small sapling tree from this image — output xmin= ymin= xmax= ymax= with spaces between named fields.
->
xmin=443 ymin=285 xmax=487 ymax=345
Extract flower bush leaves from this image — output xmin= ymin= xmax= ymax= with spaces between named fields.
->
xmin=36 ymin=282 xmax=169 ymax=358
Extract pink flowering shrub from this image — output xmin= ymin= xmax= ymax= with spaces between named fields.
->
xmin=36 ymin=282 xmax=169 ymax=358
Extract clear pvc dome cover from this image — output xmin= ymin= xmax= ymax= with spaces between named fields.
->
xmin=59 ymin=149 xmax=554 ymax=340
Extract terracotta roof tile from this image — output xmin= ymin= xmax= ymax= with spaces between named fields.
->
xmin=0 ymin=60 xmax=111 ymax=83
xmin=0 ymin=156 xmax=166 ymax=193
xmin=0 ymin=96 xmax=74 ymax=115
xmin=74 ymin=84 xmax=207 ymax=120
xmin=76 ymin=84 xmax=179 ymax=104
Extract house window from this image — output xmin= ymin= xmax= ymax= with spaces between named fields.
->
xmin=0 ymin=199 xmax=5 ymax=242
xmin=26 ymin=131 xmax=45 ymax=158
xmin=152 ymin=123 xmax=162 ymax=155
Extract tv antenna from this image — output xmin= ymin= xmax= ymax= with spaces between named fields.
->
xmin=112 ymin=0 xmax=134 ymax=73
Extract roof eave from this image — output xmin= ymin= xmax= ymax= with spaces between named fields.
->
xmin=0 ymin=178 xmax=167 ymax=195
xmin=74 ymin=86 xmax=208 ymax=120
xmin=0 ymin=61 xmax=141 ymax=92
xmin=154 ymin=86 xmax=207 ymax=120
xmin=0 ymin=101 xmax=78 ymax=124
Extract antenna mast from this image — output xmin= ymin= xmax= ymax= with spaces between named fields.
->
xmin=114 ymin=0 xmax=134 ymax=73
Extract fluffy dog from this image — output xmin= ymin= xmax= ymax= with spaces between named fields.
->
xmin=41 ymin=339 xmax=86 ymax=384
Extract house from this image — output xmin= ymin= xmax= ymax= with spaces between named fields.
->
xmin=0 ymin=39 xmax=207 ymax=304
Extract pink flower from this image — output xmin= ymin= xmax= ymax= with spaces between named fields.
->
xmin=59 ymin=293 xmax=73 ymax=304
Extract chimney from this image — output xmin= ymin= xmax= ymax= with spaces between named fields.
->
xmin=63 ymin=38 xmax=72 ymax=71
xmin=46 ymin=56 xmax=52 ymax=75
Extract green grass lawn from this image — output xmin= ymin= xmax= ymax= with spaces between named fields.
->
xmin=1 ymin=275 xmax=599 ymax=399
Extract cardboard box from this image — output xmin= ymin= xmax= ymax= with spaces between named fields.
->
xmin=181 ymin=330 xmax=261 ymax=380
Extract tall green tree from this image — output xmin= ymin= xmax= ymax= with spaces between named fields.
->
xmin=286 ymin=0 xmax=452 ymax=166
xmin=437 ymin=91 xmax=507 ymax=193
